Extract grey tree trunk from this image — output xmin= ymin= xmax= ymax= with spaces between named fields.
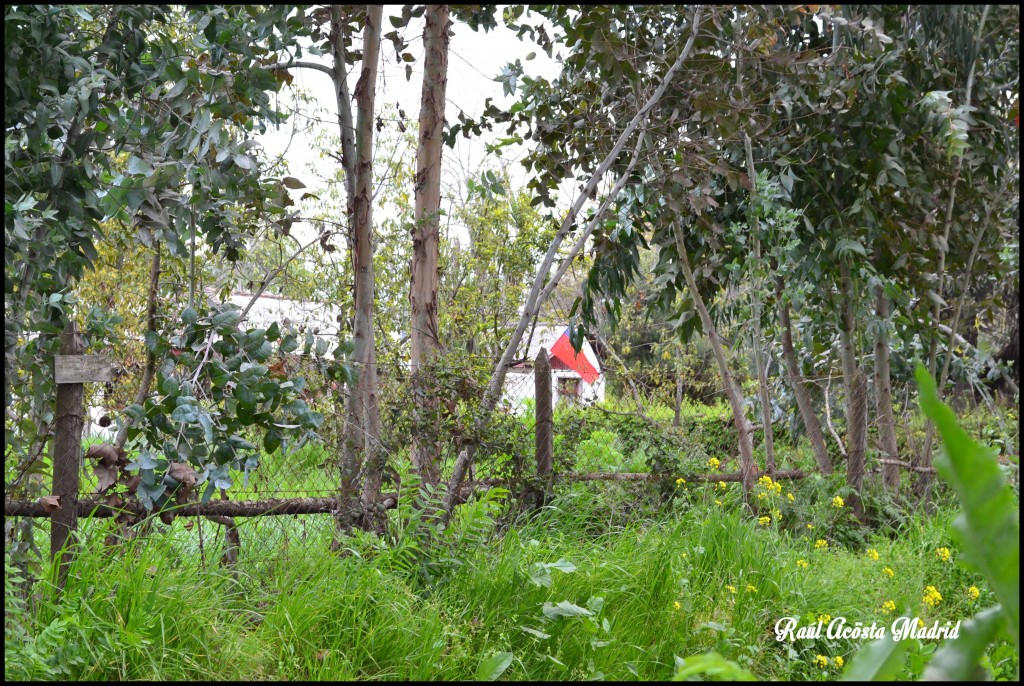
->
xmin=674 ymin=225 xmax=756 ymax=494
xmin=743 ymin=135 xmax=775 ymax=472
xmin=776 ymin=277 xmax=832 ymax=474
xmin=440 ymin=8 xmax=704 ymax=522
xmin=846 ymin=368 xmax=867 ymax=520
xmin=410 ymin=4 xmax=450 ymax=488
xmin=334 ymin=5 xmax=383 ymax=528
xmin=873 ymin=285 xmax=900 ymax=492
xmin=919 ymin=5 xmax=990 ymax=500
xmin=674 ymin=374 xmax=683 ymax=428
xmin=838 ymin=261 xmax=866 ymax=509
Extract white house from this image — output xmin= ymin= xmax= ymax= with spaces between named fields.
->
xmin=501 ymin=325 xmax=605 ymax=414
xmin=85 ymin=290 xmax=344 ymax=438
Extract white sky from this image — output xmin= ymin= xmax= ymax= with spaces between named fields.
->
xmin=256 ymin=8 xmax=565 ymax=244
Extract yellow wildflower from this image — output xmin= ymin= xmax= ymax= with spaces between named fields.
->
xmin=832 ymin=496 xmax=845 ymax=508
xmin=725 ymin=584 xmax=736 ymax=594
xmin=673 ymin=600 xmax=681 ymax=610
xmin=967 ymin=586 xmax=979 ymax=602
xmin=866 ymin=548 xmax=879 ymax=561
xmin=715 ymin=499 xmax=722 ymax=506
xmin=917 ymin=618 xmax=926 ymax=630
xmin=787 ymin=492 xmax=795 ymax=502
xmin=675 ymin=477 xmax=686 ymax=486
xmin=883 ymin=567 xmax=895 ymax=578
xmin=923 ymin=585 xmax=942 ymax=608
xmin=834 ymin=656 xmax=844 ymax=669
xmin=814 ymin=539 xmax=829 ymax=550
xmin=797 ymin=559 xmax=809 ymax=569
xmin=815 ymin=655 xmax=828 ymax=669
xmin=746 ymin=584 xmax=757 ymax=593
xmin=757 ymin=492 xmax=768 ymax=500
xmin=818 ymin=613 xmax=831 ymax=624
xmin=717 ymin=480 xmax=727 ymax=490
xmin=935 ymin=547 xmax=951 ymax=562
xmin=807 ymin=523 xmax=815 ymax=530
xmin=681 ymin=552 xmax=688 ymax=559
xmin=708 ymin=457 xmax=721 ymax=470
xmin=758 ymin=516 xmax=771 ymax=526
xmin=759 ymin=475 xmax=773 ymax=487
xmin=881 ymin=600 xmax=896 ymax=615
xmin=773 ymin=482 xmax=782 ymax=494
xmin=772 ymin=509 xmax=781 ymax=520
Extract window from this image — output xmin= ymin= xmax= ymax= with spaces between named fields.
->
xmin=557 ymin=376 xmax=581 ymax=401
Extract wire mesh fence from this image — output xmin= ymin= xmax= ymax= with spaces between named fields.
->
xmin=6 ymin=346 xmax=696 ymax=573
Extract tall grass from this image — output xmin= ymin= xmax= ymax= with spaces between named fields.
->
xmin=6 ymin=478 xmax=1005 ymax=681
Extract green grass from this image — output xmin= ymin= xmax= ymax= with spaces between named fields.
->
xmin=8 ymin=393 xmax=1018 ymax=680
xmin=6 ymin=478 xmax=1012 ymax=681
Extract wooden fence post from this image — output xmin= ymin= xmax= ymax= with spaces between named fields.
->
xmin=52 ymin=321 xmax=84 ymax=591
xmin=535 ymin=348 xmax=553 ymax=507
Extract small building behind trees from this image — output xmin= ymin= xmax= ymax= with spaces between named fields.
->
xmin=502 ymin=325 xmax=605 ymax=413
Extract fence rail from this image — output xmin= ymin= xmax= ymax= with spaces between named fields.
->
xmin=6 ymin=344 xmax=817 ymax=581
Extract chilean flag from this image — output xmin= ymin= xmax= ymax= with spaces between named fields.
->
xmin=549 ymin=328 xmax=601 ymax=384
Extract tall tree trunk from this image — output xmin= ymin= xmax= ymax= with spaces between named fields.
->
xmin=847 ymin=368 xmax=867 ymax=520
xmin=410 ymin=4 xmax=450 ymax=488
xmin=776 ymin=277 xmax=832 ymax=474
xmin=114 ymin=248 xmax=160 ymax=453
xmin=440 ymin=8 xmax=704 ymax=523
xmin=838 ymin=260 xmax=866 ymax=508
xmin=918 ymin=4 xmax=990 ymax=500
xmin=873 ymin=285 xmax=900 ymax=492
xmin=674 ymin=224 xmax=756 ymax=494
xmin=743 ymin=135 xmax=775 ymax=473
xmin=674 ymin=373 xmax=683 ymax=428
xmin=334 ymin=5 xmax=382 ymax=528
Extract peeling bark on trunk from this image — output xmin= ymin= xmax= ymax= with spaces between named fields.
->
xmin=873 ymin=285 xmax=900 ymax=492
xmin=410 ymin=4 xmax=450 ymax=488
xmin=335 ymin=5 xmax=383 ymax=530
xmin=776 ymin=277 xmax=832 ymax=474
xmin=674 ymin=224 xmax=756 ymax=495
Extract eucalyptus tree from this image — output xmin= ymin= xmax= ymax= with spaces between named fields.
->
xmin=436 ymin=5 xmax=707 ymax=515
xmin=4 ymin=5 xmax=348 ymax=561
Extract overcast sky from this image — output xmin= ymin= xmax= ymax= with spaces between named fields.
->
xmin=256 ymin=8 xmax=565 ymax=244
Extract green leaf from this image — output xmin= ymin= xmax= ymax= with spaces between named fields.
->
xmin=922 ymin=605 xmax=1007 ymax=681
xmin=529 ymin=563 xmax=552 ymax=588
xmin=198 ymin=412 xmax=214 ymax=444
xmin=181 ymin=306 xmax=198 ymax=325
xmin=127 ymin=156 xmax=154 ymax=176
xmin=281 ymin=176 xmax=306 ymax=189
xmin=842 ymin=625 xmax=908 ymax=680
xmin=673 ymin=653 xmax=756 ymax=681
xmin=519 ymin=626 xmax=551 ymax=640
xmin=233 ymin=154 xmax=253 ymax=170
xmin=916 ymin=366 xmax=1019 ymax=645
xmin=542 ymin=601 xmax=592 ymax=619
xmin=279 ymin=335 xmax=298 ymax=354
xmin=212 ymin=310 xmax=240 ymax=329
xmin=475 ymin=651 xmax=514 ymax=681
xmin=170 ymin=405 xmax=197 ymax=423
